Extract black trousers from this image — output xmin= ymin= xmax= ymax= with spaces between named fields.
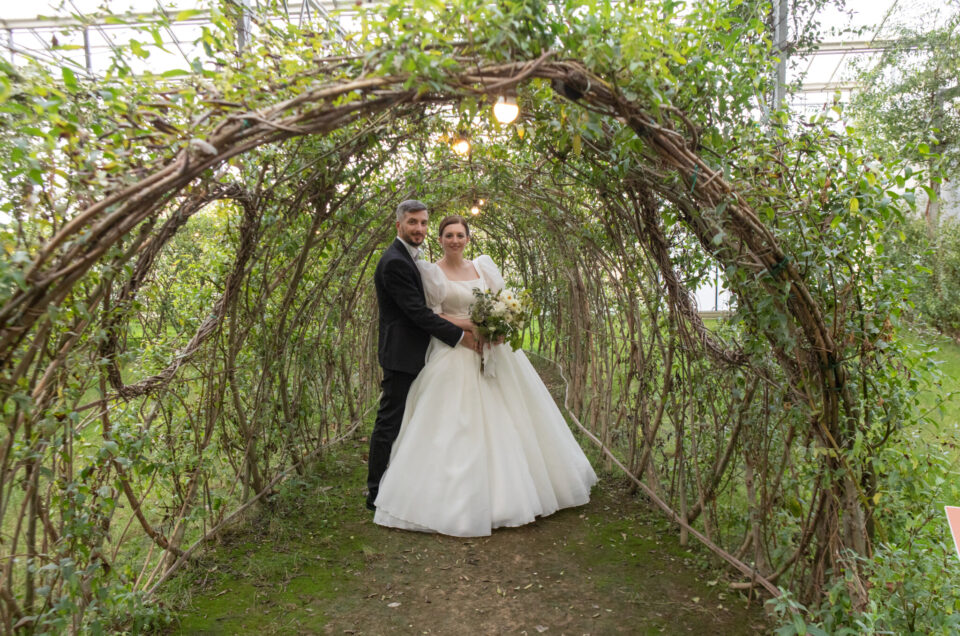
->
xmin=366 ymin=368 xmax=416 ymax=504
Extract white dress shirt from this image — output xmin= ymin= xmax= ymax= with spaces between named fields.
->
xmin=398 ymin=237 xmax=422 ymax=261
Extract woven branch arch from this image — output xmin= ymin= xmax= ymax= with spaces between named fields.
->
xmin=0 ymin=37 xmax=889 ymax=627
xmin=2 ymin=57 xmax=847 ymax=408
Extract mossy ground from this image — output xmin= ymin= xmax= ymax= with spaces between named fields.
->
xmin=161 ymin=358 xmax=769 ymax=634
xmin=161 ymin=443 xmax=769 ymax=635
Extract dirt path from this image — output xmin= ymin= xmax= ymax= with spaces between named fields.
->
xmin=164 ymin=443 xmax=769 ymax=635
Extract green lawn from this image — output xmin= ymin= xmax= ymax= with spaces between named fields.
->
xmin=905 ymin=329 xmax=960 ymax=440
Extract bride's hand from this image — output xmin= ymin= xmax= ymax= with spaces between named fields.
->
xmin=481 ymin=334 xmax=505 ymax=350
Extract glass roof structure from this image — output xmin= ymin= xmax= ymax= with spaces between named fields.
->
xmin=1 ymin=1 xmax=359 ymax=77
xmin=1 ymin=0 xmax=944 ymax=95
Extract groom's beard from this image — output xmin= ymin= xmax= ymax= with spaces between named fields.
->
xmin=398 ymin=231 xmax=424 ymax=247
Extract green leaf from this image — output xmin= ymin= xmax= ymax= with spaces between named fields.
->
xmin=151 ymin=29 xmax=167 ymax=51
xmin=793 ymin=613 xmax=807 ymax=634
xmin=129 ymin=40 xmax=150 ymax=59
xmin=921 ymin=184 xmax=938 ymax=201
xmin=175 ymin=9 xmax=204 ymax=21
xmin=61 ymin=67 xmax=78 ymax=91
xmin=20 ymin=126 xmax=48 ymax=138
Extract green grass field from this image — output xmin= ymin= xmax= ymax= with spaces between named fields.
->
xmin=905 ymin=329 xmax=960 ymax=439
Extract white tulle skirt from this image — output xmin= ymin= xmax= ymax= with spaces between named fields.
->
xmin=373 ymin=340 xmax=598 ymax=537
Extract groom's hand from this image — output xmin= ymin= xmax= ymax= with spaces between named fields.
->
xmin=460 ymin=330 xmax=481 ymax=353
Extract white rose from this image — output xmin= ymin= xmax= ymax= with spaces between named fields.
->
xmin=492 ymin=300 xmax=508 ymax=315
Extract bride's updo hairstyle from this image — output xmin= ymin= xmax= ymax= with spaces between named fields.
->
xmin=438 ymin=215 xmax=470 ymax=237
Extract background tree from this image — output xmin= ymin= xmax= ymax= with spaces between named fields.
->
xmin=849 ymin=5 xmax=960 ymax=340
xmin=848 ymin=5 xmax=960 ymax=232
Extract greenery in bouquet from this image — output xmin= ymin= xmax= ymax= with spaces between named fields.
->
xmin=469 ymin=287 xmax=534 ymax=351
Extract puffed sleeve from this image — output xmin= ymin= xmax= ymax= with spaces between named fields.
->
xmin=474 ymin=255 xmax=505 ymax=294
xmin=416 ymin=260 xmax=447 ymax=313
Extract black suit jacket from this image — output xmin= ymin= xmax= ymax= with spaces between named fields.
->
xmin=375 ymin=238 xmax=463 ymax=375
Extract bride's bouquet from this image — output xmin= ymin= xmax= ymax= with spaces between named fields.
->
xmin=469 ymin=287 xmax=533 ymax=376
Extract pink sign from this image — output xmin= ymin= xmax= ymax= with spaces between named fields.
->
xmin=947 ymin=507 xmax=960 ymax=561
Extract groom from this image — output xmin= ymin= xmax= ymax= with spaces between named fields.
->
xmin=366 ymin=200 xmax=477 ymax=511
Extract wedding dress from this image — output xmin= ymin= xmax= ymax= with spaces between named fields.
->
xmin=373 ymin=255 xmax=598 ymax=537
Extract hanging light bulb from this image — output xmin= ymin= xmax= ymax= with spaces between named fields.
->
xmin=451 ymin=135 xmax=471 ymax=156
xmin=478 ymin=199 xmax=485 ymax=206
xmin=493 ymin=95 xmax=519 ymax=124
xmin=470 ymin=205 xmax=481 ymax=215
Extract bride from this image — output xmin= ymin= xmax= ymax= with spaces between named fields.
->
xmin=373 ymin=215 xmax=598 ymax=537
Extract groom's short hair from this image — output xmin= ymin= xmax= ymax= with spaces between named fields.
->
xmin=396 ymin=199 xmax=427 ymax=222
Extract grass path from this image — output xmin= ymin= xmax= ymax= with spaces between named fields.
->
xmin=159 ymin=334 xmax=960 ymax=634
xmin=161 ymin=357 xmax=771 ymax=634
xmin=162 ymin=443 xmax=768 ymax=635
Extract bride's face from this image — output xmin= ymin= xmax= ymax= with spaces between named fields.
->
xmin=440 ymin=223 xmax=469 ymax=256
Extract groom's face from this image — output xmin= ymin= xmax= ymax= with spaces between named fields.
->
xmin=397 ymin=209 xmax=429 ymax=247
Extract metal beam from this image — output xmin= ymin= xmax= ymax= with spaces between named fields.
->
xmin=773 ymin=0 xmax=789 ymax=108
xmin=800 ymin=39 xmax=898 ymax=54
xmin=0 ymin=1 xmax=354 ymax=30
xmin=796 ymin=81 xmax=860 ymax=93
